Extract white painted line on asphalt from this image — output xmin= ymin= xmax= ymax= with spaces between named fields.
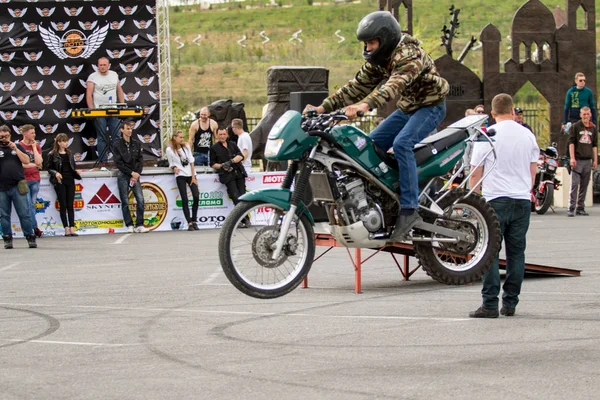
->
xmin=0 ymin=262 xmax=20 ymax=272
xmin=200 ymin=267 xmax=223 ymax=285
xmin=2 ymin=339 xmax=138 ymax=347
xmin=113 ymin=234 xmax=131 ymax=245
xmin=0 ymin=302 xmax=471 ymax=322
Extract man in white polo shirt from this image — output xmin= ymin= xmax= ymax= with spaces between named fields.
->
xmin=468 ymin=93 xmax=539 ymax=318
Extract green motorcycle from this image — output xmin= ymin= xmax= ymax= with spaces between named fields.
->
xmin=219 ymin=110 xmax=501 ymax=299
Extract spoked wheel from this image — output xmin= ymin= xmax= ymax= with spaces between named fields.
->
xmin=415 ymin=190 xmax=501 ymax=285
xmin=218 ymin=201 xmax=315 ymax=299
xmin=534 ymin=183 xmax=554 ymax=214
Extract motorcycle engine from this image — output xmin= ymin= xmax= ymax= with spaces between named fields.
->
xmin=338 ymin=177 xmax=383 ymax=233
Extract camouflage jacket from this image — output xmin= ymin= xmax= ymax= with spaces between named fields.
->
xmin=321 ymin=35 xmax=448 ymax=114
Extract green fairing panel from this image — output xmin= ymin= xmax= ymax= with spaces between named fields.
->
xmin=266 ymin=111 xmax=318 ymax=161
xmin=417 ymin=142 xmax=466 ymax=181
xmin=239 ymin=189 xmax=315 ymax=225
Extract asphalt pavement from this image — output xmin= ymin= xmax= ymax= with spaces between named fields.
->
xmin=1 ymin=206 xmax=599 ymax=399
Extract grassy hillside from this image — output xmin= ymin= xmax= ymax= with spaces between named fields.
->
xmin=169 ymin=0 xmax=600 ymax=117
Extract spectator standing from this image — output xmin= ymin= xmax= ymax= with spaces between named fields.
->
xmin=562 ymin=72 xmax=597 ymax=130
xmin=468 ymin=94 xmax=539 ymax=318
xmin=231 ymin=118 xmax=253 ymax=176
xmin=18 ymin=124 xmax=43 ymax=238
xmin=210 ymin=129 xmax=246 ymax=206
xmin=514 ymin=107 xmax=534 ymax=134
xmin=567 ymin=107 xmax=597 ymax=217
xmin=166 ymin=130 xmax=199 ymax=231
xmin=112 ymin=120 xmax=149 ymax=233
xmin=189 ymin=107 xmax=218 ymax=167
xmin=86 ymin=57 xmax=125 ymax=163
xmin=44 ymin=133 xmax=82 ymax=236
xmin=0 ymin=125 xmax=37 ymax=249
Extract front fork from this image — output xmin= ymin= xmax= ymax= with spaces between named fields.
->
xmin=271 ymin=153 xmax=315 ymax=260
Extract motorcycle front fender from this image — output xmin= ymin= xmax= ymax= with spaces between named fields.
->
xmin=238 ymin=189 xmax=315 ymax=225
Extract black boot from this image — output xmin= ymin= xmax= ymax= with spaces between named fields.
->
xmin=3 ymin=235 xmax=13 ymax=250
xmin=26 ymin=235 xmax=37 ymax=249
xmin=390 ymin=210 xmax=423 ymax=241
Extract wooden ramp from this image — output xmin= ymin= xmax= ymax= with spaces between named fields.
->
xmin=306 ymin=233 xmax=581 ymax=293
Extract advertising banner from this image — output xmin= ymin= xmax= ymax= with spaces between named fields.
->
xmin=0 ymin=0 xmax=160 ymax=160
xmin=6 ymin=172 xmax=287 ymax=237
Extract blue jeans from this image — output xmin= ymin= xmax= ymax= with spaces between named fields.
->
xmin=95 ymin=117 xmax=121 ymax=162
xmin=117 ymin=172 xmax=145 ymax=228
xmin=0 ymin=186 xmax=34 ymax=237
xmin=26 ymin=180 xmax=40 ymax=229
xmin=193 ymin=152 xmax=209 ymax=167
xmin=482 ymin=197 xmax=531 ymax=310
xmin=369 ymin=103 xmax=446 ymax=209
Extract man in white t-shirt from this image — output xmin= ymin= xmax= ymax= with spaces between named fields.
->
xmin=231 ymin=118 xmax=253 ymax=175
xmin=468 ymin=93 xmax=539 ymax=318
xmin=86 ymin=57 xmax=125 ymax=163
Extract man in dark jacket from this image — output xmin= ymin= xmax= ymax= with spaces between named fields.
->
xmin=210 ymin=129 xmax=246 ymax=207
xmin=304 ymin=11 xmax=449 ymax=240
xmin=567 ymin=107 xmax=597 ymax=217
xmin=112 ymin=120 xmax=149 ymax=233
xmin=0 ymin=125 xmax=37 ymax=248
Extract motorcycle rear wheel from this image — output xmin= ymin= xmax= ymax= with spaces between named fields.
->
xmin=218 ymin=201 xmax=315 ymax=299
xmin=534 ymin=183 xmax=554 ymax=214
xmin=415 ymin=190 xmax=501 ymax=285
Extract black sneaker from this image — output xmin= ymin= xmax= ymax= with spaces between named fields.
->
xmin=468 ymin=306 xmax=499 ymax=318
xmin=3 ymin=235 xmax=13 ymax=250
xmin=390 ymin=210 xmax=423 ymax=241
xmin=26 ymin=235 xmax=37 ymax=249
xmin=500 ymin=307 xmax=515 ymax=316
xmin=192 ymin=222 xmax=200 ymax=231
xmin=576 ymin=210 xmax=589 ymax=216
xmin=188 ymin=224 xmax=195 ymax=231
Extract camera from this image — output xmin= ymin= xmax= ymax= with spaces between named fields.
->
xmin=181 ymin=158 xmax=189 ymax=167
xmin=0 ymin=139 xmax=10 ymax=147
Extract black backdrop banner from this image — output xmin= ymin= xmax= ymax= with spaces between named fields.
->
xmin=0 ymin=0 xmax=160 ymax=162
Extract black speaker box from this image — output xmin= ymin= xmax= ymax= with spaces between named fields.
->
xmin=289 ymin=91 xmax=329 ymax=113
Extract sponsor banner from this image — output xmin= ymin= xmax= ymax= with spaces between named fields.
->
xmin=6 ymin=172 xmax=290 ymax=236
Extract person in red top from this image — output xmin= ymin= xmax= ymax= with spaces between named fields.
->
xmin=18 ymin=124 xmax=43 ymax=238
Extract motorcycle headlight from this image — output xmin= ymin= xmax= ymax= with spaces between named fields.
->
xmin=264 ymin=138 xmax=284 ymax=158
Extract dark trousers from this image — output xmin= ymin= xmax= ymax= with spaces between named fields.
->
xmin=224 ymin=174 xmax=246 ymax=205
xmin=117 ymin=172 xmax=145 ymax=228
xmin=569 ymin=159 xmax=592 ymax=212
xmin=54 ymin=182 xmax=76 ymax=228
xmin=176 ymin=176 xmax=199 ymax=223
xmin=482 ymin=197 xmax=531 ymax=310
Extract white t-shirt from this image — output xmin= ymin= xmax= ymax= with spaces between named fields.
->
xmin=237 ymin=131 xmax=253 ymax=174
xmin=87 ymin=70 xmax=119 ymax=108
xmin=471 ymin=119 xmax=539 ymax=201
xmin=166 ymin=145 xmax=195 ymax=177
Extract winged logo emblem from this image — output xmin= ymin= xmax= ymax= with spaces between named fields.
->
xmin=40 ymin=24 xmax=109 ymax=59
xmin=146 ymin=5 xmax=156 ymax=15
xmin=125 ymin=92 xmax=140 ymax=102
xmin=109 ymin=21 xmax=125 ymax=30
xmin=24 ymin=51 xmax=43 ymax=61
xmin=26 ymin=110 xmax=45 ymax=120
xmin=64 ymin=65 xmax=84 ymax=75
xmin=38 ymin=94 xmax=57 ymax=105
xmin=8 ymin=8 xmax=27 ymax=18
xmin=0 ymin=23 xmax=15 ymax=33
xmin=24 ymin=81 xmax=43 ymax=90
xmin=52 ymin=80 xmax=71 ymax=90
xmin=53 ymin=109 xmax=72 ymax=119
xmin=0 ymin=82 xmax=16 ymax=92
xmin=78 ymin=21 xmax=98 ymax=31
xmin=135 ymin=77 xmax=155 ymax=87
xmin=67 ymin=122 xmax=86 ymax=132
xmin=50 ymin=21 xmax=69 ymax=31
xmin=150 ymin=148 xmax=162 ymax=158
xmin=134 ymin=48 xmax=154 ymax=58
xmin=119 ymin=62 xmax=139 ymax=73
xmin=37 ymin=66 xmax=56 ymax=76
xmin=73 ymin=152 xmax=88 ymax=162
xmin=148 ymin=91 xmax=160 ymax=101
xmin=1 ymin=52 xmax=16 ymax=62
xmin=119 ymin=5 xmax=138 ymax=15
xmin=133 ymin=20 xmax=152 ymax=30
xmin=133 ymin=120 xmax=143 ymax=130
xmin=0 ymin=111 xmax=18 ymax=121
xmin=147 ymin=34 xmax=157 ymax=43
xmin=65 ymin=94 xmax=84 ymax=104
xmin=64 ymin=6 xmax=83 ymax=16
xmin=12 ymin=126 xmax=21 ymax=135
xmin=39 ymin=124 xmax=58 ymax=134
xmin=106 ymin=49 xmax=125 ymax=59
xmin=82 ymin=137 xmax=96 ymax=147
xmin=23 ymin=22 xmax=37 ymax=32
xmin=91 ymin=6 xmax=110 ymax=16
xmin=9 ymin=66 xmax=28 ymax=76
xmin=148 ymin=63 xmax=158 ymax=72
xmin=79 ymin=79 xmax=87 ymax=88
xmin=119 ymin=34 xmax=138 ymax=44
xmin=137 ymin=133 xmax=157 ymax=144
xmin=9 ymin=37 xmax=28 ymax=47
xmin=36 ymin=7 xmax=55 ymax=17
xmin=11 ymin=95 xmax=30 ymax=105
xmin=149 ymin=119 xmax=159 ymax=129
xmin=143 ymin=105 xmax=157 ymax=115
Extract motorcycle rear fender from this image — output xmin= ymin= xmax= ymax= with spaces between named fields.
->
xmin=238 ymin=189 xmax=315 ymax=225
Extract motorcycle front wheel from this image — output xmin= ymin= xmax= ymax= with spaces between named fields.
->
xmin=534 ymin=183 xmax=554 ymax=214
xmin=415 ymin=190 xmax=501 ymax=285
xmin=218 ymin=201 xmax=315 ymax=299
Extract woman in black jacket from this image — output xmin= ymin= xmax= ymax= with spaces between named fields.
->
xmin=44 ymin=133 xmax=82 ymax=236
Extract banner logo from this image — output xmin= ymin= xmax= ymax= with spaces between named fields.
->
xmin=40 ymin=25 xmax=109 ymax=59
xmin=129 ymin=182 xmax=167 ymax=231
xmin=263 ymin=175 xmax=285 ymax=184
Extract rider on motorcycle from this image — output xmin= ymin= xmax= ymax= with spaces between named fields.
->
xmin=304 ymin=11 xmax=449 ymax=240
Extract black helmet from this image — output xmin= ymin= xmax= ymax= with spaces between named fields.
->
xmin=356 ymin=11 xmax=402 ymax=67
